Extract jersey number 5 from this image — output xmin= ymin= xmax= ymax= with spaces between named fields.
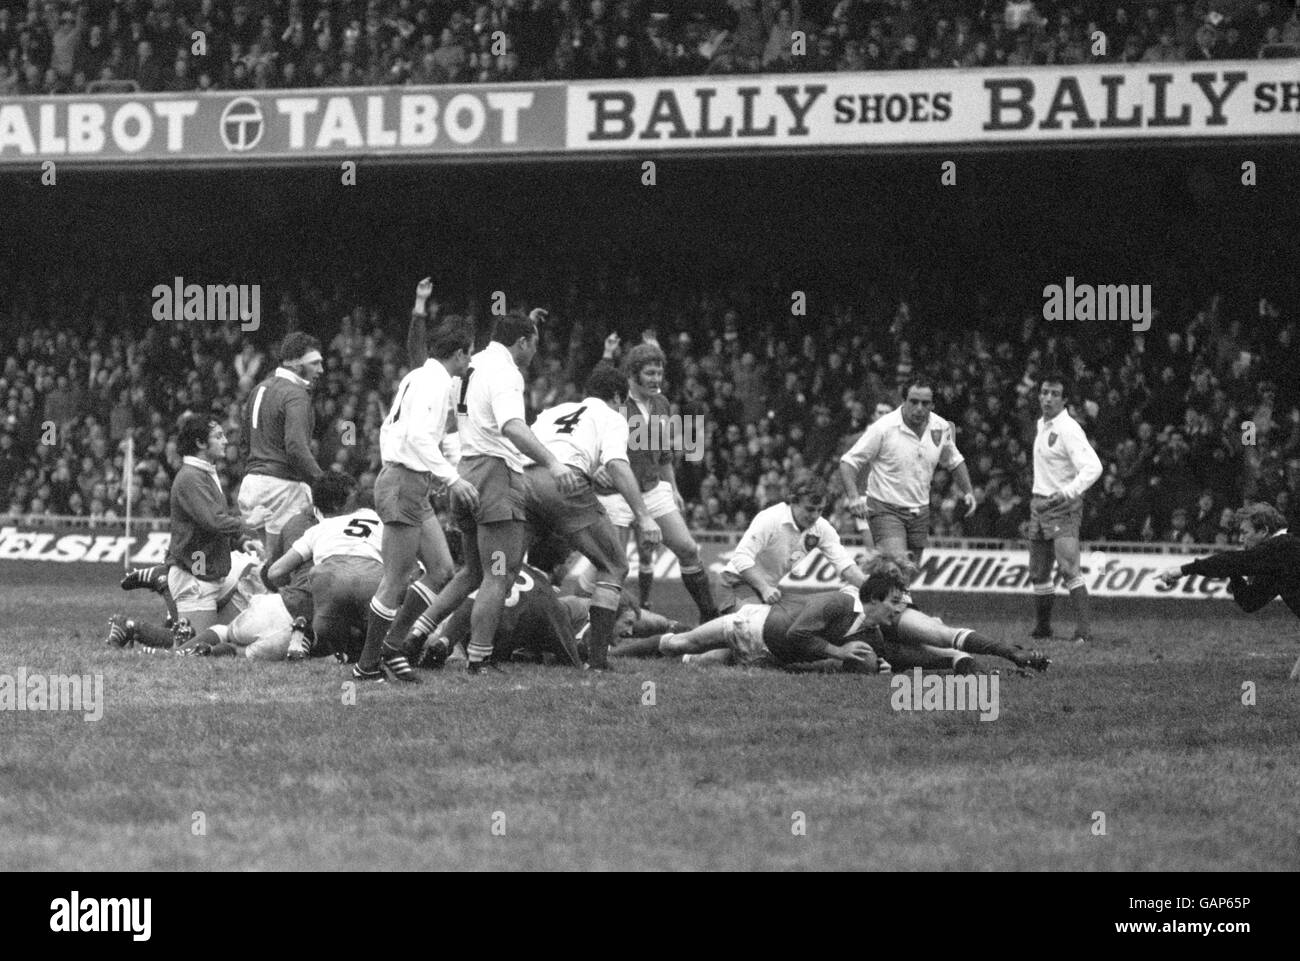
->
xmin=343 ymin=518 xmax=379 ymax=538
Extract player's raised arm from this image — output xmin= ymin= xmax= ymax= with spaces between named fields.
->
xmin=406 ymin=276 xmax=436 ymax=368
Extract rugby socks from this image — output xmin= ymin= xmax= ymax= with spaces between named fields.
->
xmin=134 ymin=621 xmax=177 ymax=648
xmin=357 ymin=599 xmax=397 ymax=673
xmin=680 ymin=565 xmax=719 ymax=622
xmin=638 ymin=570 xmax=654 ymax=607
xmin=588 ymin=607 xmax=615 ymax=669
xmin=587 ymin=581 xmax=621 ymax=670
xmin=382 ymin=582 xmax=437 ymax=656
xmin=956 ymin=630 xmax=1020 ymax=661
xmin=1032 ymin=583 xmax=1055 ymax=633
xmin=1065 ymin=577 xmax=1091 ymax=636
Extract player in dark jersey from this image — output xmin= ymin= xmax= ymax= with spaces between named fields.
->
xmin=239 ymin=332 xmax=325 ymax=561
xmin=583 ymin=340 xmax=719 ymax=622
xmin=417 ymin=563 xmax=639 ymax=669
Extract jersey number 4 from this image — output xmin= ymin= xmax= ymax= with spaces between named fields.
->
xmin=552 ymin=406 xmax=587 ymax=434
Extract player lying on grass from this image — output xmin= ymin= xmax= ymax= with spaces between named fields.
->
xmin=1156 ymin=502 xmax=1300 ymax=679
xmin=615 ymin=557 xmax=1049 ymax=675
xmin=413 ymin=562 xmax=642 ymax=670
xmin=263 ymin=472 xmax=385 ymax=662
xmin=641 ymin=571 xmax=908 ymax=670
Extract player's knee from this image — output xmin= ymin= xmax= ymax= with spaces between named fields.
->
xmin=675 ymin=543 xmax=702 ymax=568
xmin=602 ymin=553 xmax=629 ymax=583
xmin=422 ymin=559 xmax=454 ymax=588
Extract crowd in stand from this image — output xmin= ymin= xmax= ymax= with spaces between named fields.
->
xmin=1 ymin=0 xmax=1296 ymax=96
xmin=2 ymin=270 xmax=1296 ymax=546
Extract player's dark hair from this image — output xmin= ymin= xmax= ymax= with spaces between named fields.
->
xmin=311 ymin=472 xmax=355 ymax=516
xmin=790 ymin=476 xmax=828 ymax=507
xmin=584 ymin=365 xmax=627 ymax=403
xmin=428 ymin=316 xmax=474 ymax=360
xmin=860 ymin=570 xmax=906 ymax=604
xmin=1039 ymin=370 xmax=1070 ymax=395
xmin=902 ymin=375 xmax=935 ymax=398
xmin=623 ymin=342 xmax=666 ymax=380
xmin=280 ymin=332 xmax=321 ymax=364
xmin=177 ymin=416 xmax=219 ymax=457
xmin=1235 ymin=502 xmax=1286 ymax=535
xmin=490 ymin=310 xmax=537 ymax=348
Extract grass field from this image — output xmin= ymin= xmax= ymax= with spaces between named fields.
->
xmin=3 ymin=567 xmax=1300 ymax=872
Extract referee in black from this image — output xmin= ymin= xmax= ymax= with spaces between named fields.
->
xmin=1157 ymin=503 xmax=1300 ymax=678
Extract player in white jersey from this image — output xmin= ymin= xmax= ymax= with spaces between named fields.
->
xmin=1028 ymin=371 xmax=1102 ymax=644
xmin=266 ymin=473 xmax=386 ymax=662
xmin=522 ymin=366 xmax=661 ymax=667
xmin=839 ymin=376 xmax=974 ymax=567
xmin=400 ymin=308 xmax=583 ymax=675
xmin=354 ymin=301 xmax=476 ymax=683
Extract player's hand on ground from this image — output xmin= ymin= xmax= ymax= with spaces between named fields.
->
xmin=848 ymin=495 xmax=870 ymax=519
xmin=1156 ymin=566 xmax=1183 ymax=586
xmin=760 ymin=586 xmax=782 ymax=605
xmin=635 ymin=514 xmax=662 ymax=547
xmin=552 ymin=464 xmax=584 ymax=495
xmin=449 ymin=477 xmax=479 ymax=513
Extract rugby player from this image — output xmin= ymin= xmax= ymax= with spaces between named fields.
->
xmin=354 ymin=309 xmax=476 ymax=683
xmin=398 ymin=308 xmax=583 ymax=675
xmin=265 ymin=472 xmax=385 ymax=662
xmin=839 ymin=376 xmax=974 ymax=568
xmin=1157 ymin=503 xmax=1300 ymax=679
xmin=1028 ymin=371 xmax=1102 ymax=643
xmin=517 ymin=365 xmax=662 ymax=669
xmin=164 ymin=415 xmax=267 ymax=635
xmin=587 ymin=339 xmax=719 ymax=621
xmin=239 ymin=332 xmax=325 ymax=560
xmin=717 ymin=477 xmax=864 ymax=612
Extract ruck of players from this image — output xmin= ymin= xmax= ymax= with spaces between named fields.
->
xmin=106 ymin=275 xmax=1297 ymax=686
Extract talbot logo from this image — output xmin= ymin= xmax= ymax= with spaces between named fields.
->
xmin=220 ymin=97 xmax=265 ymax=151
